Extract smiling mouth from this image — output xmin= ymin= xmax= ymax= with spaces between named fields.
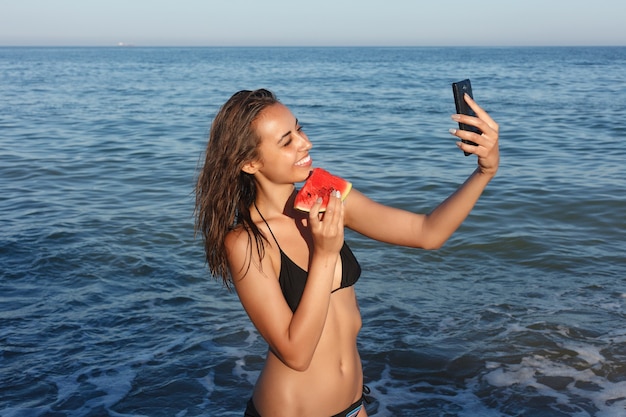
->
xmin=295 ymin=155 xmax=312 ymax=166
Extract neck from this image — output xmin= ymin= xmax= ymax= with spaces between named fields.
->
xmin=254 ymin=183 xmax=297 ymax=217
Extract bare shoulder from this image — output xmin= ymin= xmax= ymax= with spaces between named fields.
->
xmin=224 ymin=226 xmax=260 ymax=283
xmin=224 ymin=226 xmax=279 ymax=289
xmin=225 ymin=226 xmax=251 ymax=255
xmin=224 ymin=225 xmax=294 ymax=350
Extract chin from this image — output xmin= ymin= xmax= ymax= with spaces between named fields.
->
xmin=295 ymin=168 xmax=312 ymax=183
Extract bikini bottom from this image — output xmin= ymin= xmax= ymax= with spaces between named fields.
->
xmin=244 ymin=391 xmax=368 ymax=417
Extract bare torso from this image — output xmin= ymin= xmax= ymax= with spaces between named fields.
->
xmin=250 ymin=213 xmax=367 ymax=417
xmin=253 ymin=288 xmax=364 ymax=416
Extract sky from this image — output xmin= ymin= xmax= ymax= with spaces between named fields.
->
xmin=1 ymin=0 xmax=624 ymax=47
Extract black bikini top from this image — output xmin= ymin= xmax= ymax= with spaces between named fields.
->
xmin=255 ymin=206 xmax=361 ymax=312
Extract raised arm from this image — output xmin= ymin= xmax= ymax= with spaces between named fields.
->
xmin=345 ymin=95 xmax=499 ymax=249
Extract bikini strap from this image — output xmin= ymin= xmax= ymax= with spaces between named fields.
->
xmin=253 ymin=202 xmax=282 ymax=250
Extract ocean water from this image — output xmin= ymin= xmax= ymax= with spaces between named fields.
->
xmin=1 ymin=46 xmax=625 ymax=416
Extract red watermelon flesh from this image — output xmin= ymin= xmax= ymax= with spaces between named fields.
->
xmin=294 ymin=168 xmax=352 ymax=212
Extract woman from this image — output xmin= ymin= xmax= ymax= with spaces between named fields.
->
xmin=195 ymin=89 xmax=499 ymax=416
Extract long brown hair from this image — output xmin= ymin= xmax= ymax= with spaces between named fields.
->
xmin=195 ymin=89 xmax=279 ymax=288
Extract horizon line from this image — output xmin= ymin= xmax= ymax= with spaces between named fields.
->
xmin=1 ymin=44 xmax=624 ymax=48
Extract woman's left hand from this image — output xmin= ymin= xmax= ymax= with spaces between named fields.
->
xmin=450 ymin=94 xmax=500 ymax=177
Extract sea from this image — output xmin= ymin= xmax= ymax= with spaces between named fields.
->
xmin=1 ymin=46 xmax=625 ymax=417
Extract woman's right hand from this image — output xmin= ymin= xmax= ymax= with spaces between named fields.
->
xmin=308 ymin=190 xmax=345 ymax=256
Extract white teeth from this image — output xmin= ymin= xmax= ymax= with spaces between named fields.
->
xmin=296 ymin=155 xmax=311 ymax=166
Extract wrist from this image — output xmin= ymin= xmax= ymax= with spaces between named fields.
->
xmin=476 ymin=165 xmax=497 ymax=180
xmin=312 ymin=249 xmax=340 ymax=268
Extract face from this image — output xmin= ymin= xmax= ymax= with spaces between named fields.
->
xmin=249 ymin=103 xmax=313 ymax=184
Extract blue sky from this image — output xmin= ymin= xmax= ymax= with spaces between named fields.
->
xmin=1 ymin=0 xmax=624 ymax=46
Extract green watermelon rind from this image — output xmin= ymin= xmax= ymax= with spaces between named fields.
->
xmin=294 ymin=168 xmax=352 ymax=212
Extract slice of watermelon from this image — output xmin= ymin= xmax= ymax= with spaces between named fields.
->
xmin=294 ymin=168 xmax=352 ymax=212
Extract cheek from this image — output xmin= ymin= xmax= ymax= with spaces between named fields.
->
xmin=260 ymin=145 xmax=295 ymax=164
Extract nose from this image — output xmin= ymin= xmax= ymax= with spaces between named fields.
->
xmin=296 ymin=130 xmax=312 ymax=151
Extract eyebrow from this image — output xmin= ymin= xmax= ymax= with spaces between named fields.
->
xmin=277 ymin=118 xmax=299 ymax=145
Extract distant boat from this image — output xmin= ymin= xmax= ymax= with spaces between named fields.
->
xmin=117 ymin=42 xmax=135 ymax=47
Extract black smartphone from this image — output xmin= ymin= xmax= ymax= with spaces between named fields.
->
xmin=452 ymin=79 xmax=480 ymax=155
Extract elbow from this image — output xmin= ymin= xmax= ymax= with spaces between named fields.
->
xmin=411 ymin=219 xmax=447 ymax=250
xmin=289 ymin=361 xmax=312 ymax=372
xmin=427 ymin=238 xmax=448 ymax=250
xmin=418 ymin=235 xmax=447 ymax=250
xmin=415 ymin=223 xmax=448 ymax=250
xmin=421 ymin=242 xmax=444 ymax=251
xmin=281 ymin=353 xmax=313 ymax=372
xmin=271 ymin=344 xmax=313 ymax=372
xmin=409 ymin=235 xmax=445 ymax=250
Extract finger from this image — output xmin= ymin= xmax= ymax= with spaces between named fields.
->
xmin=463 ymin=94 xmax=499 ymax=133
xmin=308 ymin=197 xmax=323 ymax=227
xmin=334 ymin=190 xmax=345 ymax=224
xmin=323 ymin=191 xmax=339 ymax=225
xmin=325 ymin=191 xmax=345 ymax=237
xmin=449 ymin=126 xmax=484 ymax=147
xmin=451 ymin=112 xmax=496 ymax=144
xmin=455 ymin=139 xmax=480 ymax=156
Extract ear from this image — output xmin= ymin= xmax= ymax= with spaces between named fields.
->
xmin=241 ymin=159 xmax=261 ymax=175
